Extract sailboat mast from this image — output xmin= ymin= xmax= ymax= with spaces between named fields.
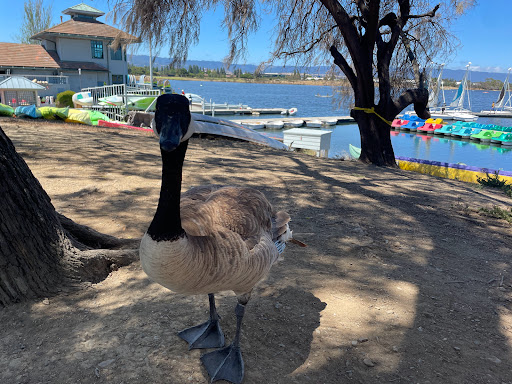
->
xmin=432 ymin=63 xmax=444 ymax=108
xmin=465 ymin=62 xmax=471 ymax=111
xmin=450 ymin=62 xmax=471 ymax=110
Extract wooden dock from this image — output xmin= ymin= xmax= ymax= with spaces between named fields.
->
xmin=190 ymin=105 xmax=289 ymax=116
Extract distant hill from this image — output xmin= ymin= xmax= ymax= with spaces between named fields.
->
xmin=441 ymin=68 xmax=509 ymax=83
xmin=128 ymin=54 xmax=510 ymax=82
xmin=128 ymin=55 xmax=330 ymax=75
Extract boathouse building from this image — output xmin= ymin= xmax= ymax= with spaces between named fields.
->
xmin=0 ymin=3 xmax=140 ymax=97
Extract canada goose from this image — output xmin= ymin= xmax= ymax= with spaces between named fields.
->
xmin=140 ymin=94 xmax=303 ymax=384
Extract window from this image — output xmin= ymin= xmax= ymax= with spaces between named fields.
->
xmin=112 ymin=75 xmax=124 ymax=84
xmin=110 ymin=46 xmax=123 ymax=60
xmin=91 ymin=40 xmax=103 ymax=59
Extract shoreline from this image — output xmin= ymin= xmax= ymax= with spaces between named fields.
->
xmin=146 ymin=76 xmax=501 ymax=91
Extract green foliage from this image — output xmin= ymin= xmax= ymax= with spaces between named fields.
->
xmin=477 ymin=171 xmax=512 ymax=199
xmin=477 ymin=171 xmax=508 ymax=189
xmin=472 ymin=78 xmax=503 ymax=91
xmin=504 ymin=185 xmax=512 ymax=198
xmin=443 ymin=78 xmax=458 ymax=87
xmin=478 ymin=206 xmax=512 ymax=224
xmin=56 ymin=90 xmax=75 ymax=108
xmin=15 ymin=0 xmax=53 ymax=44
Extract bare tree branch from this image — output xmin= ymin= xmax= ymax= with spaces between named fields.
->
xmin=330 ymin=45 xmax=357 ymax=91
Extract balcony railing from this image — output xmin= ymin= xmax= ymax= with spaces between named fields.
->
xmin=0 ymin=75 xmax=69 ymax=85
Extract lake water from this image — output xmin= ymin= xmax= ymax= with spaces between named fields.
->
xmin=171 ymin=80 xmax=512 ymax=172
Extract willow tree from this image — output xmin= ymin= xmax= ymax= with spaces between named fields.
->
xmin=111 ymin=0 xmax=474 ymax=165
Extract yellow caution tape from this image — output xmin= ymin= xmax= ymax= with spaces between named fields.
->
xmin=353 ymin=106 xmax=392 ymax=126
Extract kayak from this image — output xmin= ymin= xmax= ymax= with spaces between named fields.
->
xmin=349 ymin=144 xmax=361 ymax=159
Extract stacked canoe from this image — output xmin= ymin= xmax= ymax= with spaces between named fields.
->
xmin=391 ymin=114 xmax=512 ymax=147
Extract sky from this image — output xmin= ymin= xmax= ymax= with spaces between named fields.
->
xmin=1 ymin=0 xmax=511 ymax=73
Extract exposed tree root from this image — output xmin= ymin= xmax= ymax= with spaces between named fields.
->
xmin=58 ymin=213 xmax=140 ymax=285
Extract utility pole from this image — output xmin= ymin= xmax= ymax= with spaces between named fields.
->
xmin=149 ymin=36 xmax=153 ymax=88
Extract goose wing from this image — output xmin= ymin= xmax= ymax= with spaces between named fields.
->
xmin=180 ymin=186 xmax=273 ymax=248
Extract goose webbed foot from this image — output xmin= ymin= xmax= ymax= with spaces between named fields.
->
xmin=200 ymin=343 xmax=244 ymax=384
xmin=178 ymin=318 xmax=225 ymax=349
xmin=178 ymin=293 xmax=225 ymax=349
xmin=201 ymin=302 xmax=246 ymax=384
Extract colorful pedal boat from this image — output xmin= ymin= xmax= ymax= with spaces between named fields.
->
xmin=417 ymin=121 xmax=444 ymax=133
xmin=433 ymin=124 xmax=463 ymax=136
xmin=491 ymin=132 xmax=512 ymax=146
xmin=391 ymin=117 xmax=409 ymax=128
xmin=402 ymin=114 xmax=425 ymax=122
xmin=471 ymin=130 xmax=503 ymax=143
xmin=401 ymin=120 xmax=425 ymax=131
xmin=453 ymin=127 xmax=481 ymax=139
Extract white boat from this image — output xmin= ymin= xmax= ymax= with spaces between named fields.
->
xmin=283 ymin=119 xmax=304 ymax=128
xmin=305 ymin=119 xmax=323 ymax=128
xmin=241 ymin=121 xmax=265 ymax=130
xmin=265 ymin=120 xmax=285 ymax=129
xmin=184 ymin=93 xmax=206 ymax=105
xmin=445 ymin=110 xmax=478 ymax=122
xmin=321 ymin=118 xmax=338 ymax=126
xmin=281 ymin=107 xmax=298 ymax=116
xmin=98 ymin=94 xmax=157 ymax=110
xmin=478 ymin=67 xmax=512 ymax=117
xmin=426 ymin=62 xmax=478 ymax=122
xmin=72 ymin=91 xmax=93 ymax=107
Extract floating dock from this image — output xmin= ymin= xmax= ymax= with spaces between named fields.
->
xmin=474 ymin=110 xmax=512 ymax=118
xmin=230 ymin=116 xmax=354 ymax=129
xmin=190 ymin=104 xmax=290 ymax=116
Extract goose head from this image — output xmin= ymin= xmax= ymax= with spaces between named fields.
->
xmin=153 ymin=94 xmax=196 ymax=152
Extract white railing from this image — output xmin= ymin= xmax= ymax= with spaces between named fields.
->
xmin=81 ymin=83 xmax=162 ymax=120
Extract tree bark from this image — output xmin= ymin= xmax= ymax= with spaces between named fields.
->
xmin=0 ymin=127 xmax=138 ymax=306
xmin=351 ymin=109 xmax=397 ymax=166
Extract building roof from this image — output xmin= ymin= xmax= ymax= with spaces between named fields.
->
xmin=63 ymin=3 xmax=104 ymax=17
xmin=0 ymin=43 xmax=108 ymax=72
xmin=31 ymin=18 xmax=140 ymax=43
xmin=0 ymin=76 xmax=46 ymax=90
xmin=0 ymin=43 xmax=60 ymax=68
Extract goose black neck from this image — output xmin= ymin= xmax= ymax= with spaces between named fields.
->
xmin=147 ymin=141 xmax=188 ymax=241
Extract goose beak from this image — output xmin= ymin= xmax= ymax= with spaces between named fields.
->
xmin=155 ymin=94 xmax=191 ymax=152
xmin=159 ymin=114 xmax=184 ymax=152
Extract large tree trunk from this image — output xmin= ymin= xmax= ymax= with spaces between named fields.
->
xmin=0 ymin=127 xmax=138 ymax=306
xmin=351 ymin=109 xmax=397 ymax=166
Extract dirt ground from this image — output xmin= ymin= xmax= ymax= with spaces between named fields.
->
xmin=0 ymin=117 xmax=511 ymax=384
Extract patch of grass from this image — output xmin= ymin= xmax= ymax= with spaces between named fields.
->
xmin=479 ymin=205 xmax=512 ymax=224
xmin=503 ymin=184 xmax=512 ymax=198
xmin=452 ymin=201 xmax=471 ymax=215
xmin=477 ymin=171 xmax=512 ymax=198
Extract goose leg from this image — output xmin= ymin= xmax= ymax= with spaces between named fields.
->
xmin=178 ymin=293 xmax=225 ymax=349
xmin=200 ymin=302 xmax=246 ymax=384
